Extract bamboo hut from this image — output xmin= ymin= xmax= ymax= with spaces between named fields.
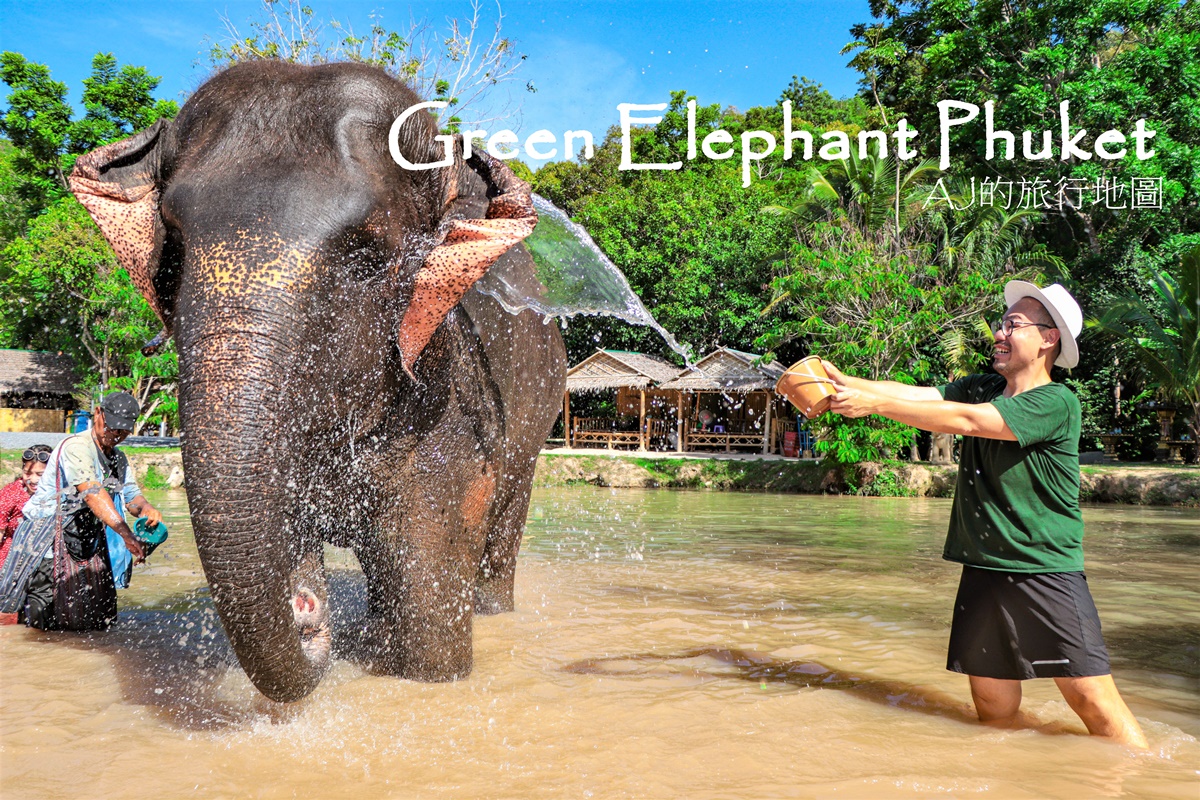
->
xmin=656 ymin=348 xmax=793 ymax=454
xmin=563 ymin=350 xmax=682 ymax=450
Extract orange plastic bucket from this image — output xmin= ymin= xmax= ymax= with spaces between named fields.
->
xmin=775 ymin=356 xmax=837 ymax=418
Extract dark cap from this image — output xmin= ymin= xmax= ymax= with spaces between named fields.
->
xmin=99 ymin=391 xmax=140 ymax=432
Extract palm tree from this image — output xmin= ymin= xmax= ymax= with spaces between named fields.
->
xmin=762 ymin=147 xmax=941 ymax=246
xmin=1089 ymin=245 xmax=1200 ymax=446
xmin=929 ymin=198 xmax=1064 ymax=278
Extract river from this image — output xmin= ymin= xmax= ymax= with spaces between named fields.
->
xmin=1 ymin=488 xmax=1196 ymax=798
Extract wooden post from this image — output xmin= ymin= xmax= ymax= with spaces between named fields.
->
xmin=762 ymin=393 xmax=772 ymax=455
xmin=563 ymin=391 xmax=571 ymax=448
xmin=676 ymin=392 xmax=684 ymax=453
xmin=639 ymin=389 xmax=647 ymax=451
xmin=1156 ymin=409 xmax=1178 ymax=462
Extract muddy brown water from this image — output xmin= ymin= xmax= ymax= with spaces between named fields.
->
xmin=1 ymin=488 xmax=1197 ymax=798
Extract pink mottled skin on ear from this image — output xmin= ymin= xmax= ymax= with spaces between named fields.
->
xmin=396 ymin=182 xmax=537 ymax=377
xmin=70 ymin=146 xmax=165 ymax=324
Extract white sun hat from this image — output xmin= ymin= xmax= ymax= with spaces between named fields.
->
xmin=1003 ymin=281 xmax=1083 ymax=369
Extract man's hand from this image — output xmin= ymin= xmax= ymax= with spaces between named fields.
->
xmin=80 ymin=483 xmax=145 ymax=562
xmin=140 ymin=504 xmax=163 ymax=529
xmin=122 ymin=533 xmax=147 ymax=564
xmin=829 ymin=384 xmax=884 ymax=418
xmin=821 ymin=359 xmax=850 ymax=386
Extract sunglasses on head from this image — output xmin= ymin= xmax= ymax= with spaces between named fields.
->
xmin=23 ymin=449 xmax=51 ymax=464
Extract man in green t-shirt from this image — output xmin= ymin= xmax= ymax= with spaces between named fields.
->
xmin=823 ymin=281 xmax=1147 ymax=748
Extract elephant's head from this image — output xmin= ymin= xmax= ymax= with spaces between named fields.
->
xmin=69 ymin=61 xmax=537 ymax=702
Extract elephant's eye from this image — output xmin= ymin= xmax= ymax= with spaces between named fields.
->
xmin=332 ymin=231 xmax=388 ymax=283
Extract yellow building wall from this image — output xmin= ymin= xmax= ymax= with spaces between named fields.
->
xmin=0 ymin=408 xmax=66 ymax=433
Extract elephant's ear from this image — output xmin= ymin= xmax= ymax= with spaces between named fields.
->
xmin=69 ymin=119 xmax=171 ymax=327
xmin=395 ymin=150 xmax=537 ymax=377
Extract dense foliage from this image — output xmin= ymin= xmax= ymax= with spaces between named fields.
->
xmin=0 ymin=53 xmax=178 ymax=432
xmin=1 ymin=0 xmax=1195 ymax=457
xmin=1090 ymin=244 xmax=1200 ymax=444
xmin=840 ymin=0 xmax=1199 ymax=459
xmin=531 ymin=1 xmax=1197 ymax=463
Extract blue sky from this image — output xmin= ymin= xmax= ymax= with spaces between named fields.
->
xmin=1 ymin=1 xmax=875 ymax=160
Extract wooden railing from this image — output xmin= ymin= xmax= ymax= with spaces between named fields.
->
xmin=684 ymin=430 xmax=766 ymax=451
xmin=645 ymin=418 xmax=672 ymax=437
xmin=569 ymin=417 xmax=682 ymax=450
xmin=569 ymin=416 xmax=814 ymax=455
xmin=571 ymin=417 xmax=645 ymax=449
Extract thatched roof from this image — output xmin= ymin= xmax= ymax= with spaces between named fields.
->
xmin=657 ymin=348 xmax=784 ymax=392
xmin=0 ymin=349 xmax=80 ymax=399
xmin=566 ymin=349 xmax=682 ymax=393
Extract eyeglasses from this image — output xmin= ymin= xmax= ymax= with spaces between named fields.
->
xmin=22 ymin=449 xmax=51 ymax=463
xmin=993 ymin=319 xmax=1055 ymax=336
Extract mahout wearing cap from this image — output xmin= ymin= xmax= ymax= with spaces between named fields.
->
xmin=98 ymin=391 xmax=141 ymax=432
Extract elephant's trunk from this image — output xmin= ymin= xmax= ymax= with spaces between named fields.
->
xmin=178 ymin=300 xmax=328 ymax=703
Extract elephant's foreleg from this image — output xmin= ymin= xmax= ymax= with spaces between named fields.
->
xmin=474 ymin=469 xmax=534 ymax=615
xmin=363 ymin=455 xmax=494 ymax=681
xmin=364 ymin=522 xmax=479 ymax=680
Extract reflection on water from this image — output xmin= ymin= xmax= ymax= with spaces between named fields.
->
xmin=565 ymin=646 xmax=982 ymax=726
xmin=1 ymin=487 xmax=1197 ymax=799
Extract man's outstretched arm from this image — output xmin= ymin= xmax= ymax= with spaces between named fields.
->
xmin=829 ymin=384 xmax=1017 ymax=441
xmin=822 ymin=360 xmax=943 ymax=403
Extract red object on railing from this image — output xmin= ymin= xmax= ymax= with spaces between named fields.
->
xmin=783 ymin=431 xmax=799 ymax=458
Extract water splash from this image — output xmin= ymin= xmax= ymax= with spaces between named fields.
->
xmin=472 ymin=194 xmax=692 ymax=363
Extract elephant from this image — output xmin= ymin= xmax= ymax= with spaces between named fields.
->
xmin=69 ymin=60 xmax=566 ymax=702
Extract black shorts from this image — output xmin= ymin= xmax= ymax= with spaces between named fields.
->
xmin=947 ymin=565 xmax=1111 ymax=680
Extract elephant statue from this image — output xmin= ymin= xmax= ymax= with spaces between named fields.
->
xmin=69 ymin=61 xmax=566 ymax=702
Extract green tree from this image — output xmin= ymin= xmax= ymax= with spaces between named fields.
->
xmin=759 ymin=223 xmax=945 ymax=462
xmin=572 ymin=168 xmax=787 ymax=360
xmin=0 ymin=52 xmax=74 ymax=207
xmin=0 ymin=198 xmax=168 ymax=412
xmin=1 ymin=52 xmax=178 ymax=213
xmin=71 ymin=53 xmax=178 ymax=153
xmin=1 ymin=54 xmax=179 ymax=424
xmin=1089 ymin=244 xmax=1200 ymax=446
xmin=758 ymin=151 xmax=1057 ymax=464
xmin=0 ymin=141 xmax=36 ymax=246
xmin=850 ymin=0 xmax=1200 ymax=257
xmin=779 ymin=75 xmax=871 ymax=128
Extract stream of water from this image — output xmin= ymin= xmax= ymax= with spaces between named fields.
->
xmin=1 ymin=488 xmax=1196 ymax=798
xmin=474 ymin=193 xmax=692 ymax=362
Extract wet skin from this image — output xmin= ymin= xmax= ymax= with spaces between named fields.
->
xmin=70 ymin=61 xmax=566 ymax=702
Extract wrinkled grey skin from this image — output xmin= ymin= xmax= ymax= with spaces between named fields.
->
xmin=69 ymin=61 xmax=565 ymax=702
